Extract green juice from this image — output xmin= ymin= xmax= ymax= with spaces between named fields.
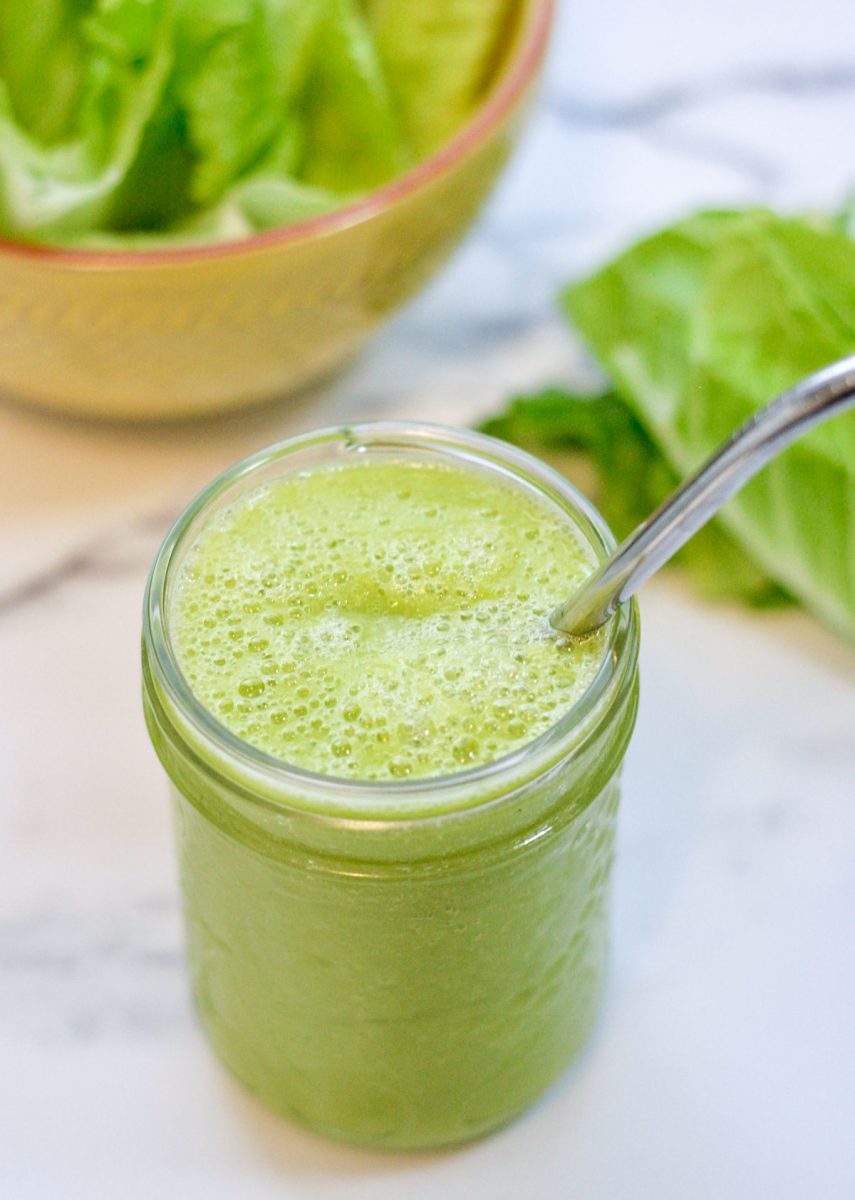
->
xmin=142 ymin=424 xmax=639 ymax=1149
xmin=171 ymin=459 xmax=607 ymax=779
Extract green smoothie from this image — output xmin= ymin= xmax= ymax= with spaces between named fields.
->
xmin=142 ymin=424 xmax=639 ymax=1148
xmin=170 ymin=458 xmax=606 ymax=779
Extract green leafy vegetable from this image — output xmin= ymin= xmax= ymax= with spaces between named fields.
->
xmin=0 ymin=0 xmax=510 ymax=246
xmin=480 ymin=386 xmax=790 ymax=607
xmin=301 ymin=0 xmax=409 ymax=194
xmin=0 ymin=0 xmax=174 ymax=240
xmin=174 ymin=0 xmax=322 ymax=205
xmin=562 ymin=208 xmax=855 ymax=639
xmin=364 ymin=0 xmax=517 ymax=155
xmin=0 ymin=1 xmax=90 ymax=145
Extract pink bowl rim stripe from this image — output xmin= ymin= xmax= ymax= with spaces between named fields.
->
xmin=0 ymin=0 xmax=554 ymax=270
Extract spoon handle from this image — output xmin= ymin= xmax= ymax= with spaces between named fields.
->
xmin=551 ymin=354 xmax=855 ymax=636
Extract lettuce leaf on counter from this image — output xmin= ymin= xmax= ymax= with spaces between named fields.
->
xmin=480 ymin=387 xmax=790 ymax=608
xmin=561 ymin=209 xmax=855 ymax=639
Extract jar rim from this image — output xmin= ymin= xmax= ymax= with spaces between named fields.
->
xmin=143 ymin=421 xmax=639 ymax=822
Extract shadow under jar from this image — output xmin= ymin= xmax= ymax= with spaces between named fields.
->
xmin=141 ymin=423 xmax=639 ymax=1150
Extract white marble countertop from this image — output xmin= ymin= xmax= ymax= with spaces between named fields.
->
xmin=2 ymin=2 xmax=855 ymax=1197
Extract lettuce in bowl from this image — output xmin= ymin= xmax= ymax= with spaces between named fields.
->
xmin=0 ymin=0 xmax=518 ymax=246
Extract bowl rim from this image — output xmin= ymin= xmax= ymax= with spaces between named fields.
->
xmin=0 ymin=0 xmax=554 ymax=270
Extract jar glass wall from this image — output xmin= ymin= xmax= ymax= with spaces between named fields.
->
xmin=142 ymin=423 xmax=640 ymax=1149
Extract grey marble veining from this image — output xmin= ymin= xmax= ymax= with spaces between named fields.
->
xmin=0 ymin=896 xmax=186 ymax=1042
xmin=547 ymin=62 xmax=855 ymax=125
xmin=0 ymin=511 xmax=174 ymax=620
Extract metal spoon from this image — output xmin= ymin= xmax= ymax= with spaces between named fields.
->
xmin=551 ymin=354 xmax=855 ymax=636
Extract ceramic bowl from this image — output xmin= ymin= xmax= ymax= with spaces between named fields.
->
xmin=0 ymin=0 xmax=553 ymax=421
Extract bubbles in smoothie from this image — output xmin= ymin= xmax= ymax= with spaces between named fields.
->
xmin=171 ymin=459 xmax=606 ymax=781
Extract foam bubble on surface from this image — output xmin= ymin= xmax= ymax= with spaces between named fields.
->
xmin=171 ymin=459 xmax=606 ymax=781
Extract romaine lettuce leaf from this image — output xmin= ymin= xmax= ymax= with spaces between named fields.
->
xmin=363 ymin=0 xmax=516 ymax=155
xmin=565 ymin=209 xmax=855 ymax=640
xmin=300 ymin=0 xmax=409 ymax=194
xmin=71 ymin=175 xmax=338 ymax=248
xmin=0 ymin=0 xmax=174 ymax=239
xmin=0 ymin=0 xmax=515 ymax=245
xmin=175 ymin=0 xmax=322 ymax=205
xmin=0 ymin=0 xmax=503 ymax=246
xmin=0 ymin=1 xmax=90 ymax=145
xmin=480 ymin=386 xmax=790 ymax=608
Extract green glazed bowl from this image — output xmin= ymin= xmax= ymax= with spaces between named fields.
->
xmin=0 ymin=0 xmax=553 ymax=421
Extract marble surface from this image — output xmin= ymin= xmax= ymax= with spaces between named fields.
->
xmin=2 ymin=1 xmax=855 ymax=1196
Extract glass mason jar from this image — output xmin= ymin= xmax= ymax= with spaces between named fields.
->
xmin=142 ymin=423 xmax=639 ymax=1150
